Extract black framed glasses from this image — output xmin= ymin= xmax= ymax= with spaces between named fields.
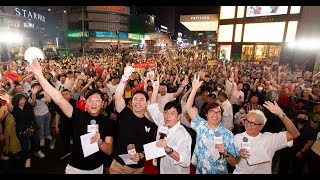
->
xmin=244 ymin=119 xmax=262 ymax=127
xmin=208 ymin=109 xmax=222 ymax=115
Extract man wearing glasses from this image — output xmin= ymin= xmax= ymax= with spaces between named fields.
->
xmin=232 ymin=101 xmax=300 ymax=174
xmin=29 ymin=60 xmax=115 ymax=174
xmin=147 ymin=76 xmax=192 ymax=174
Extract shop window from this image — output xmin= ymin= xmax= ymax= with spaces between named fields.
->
xmin=255 ymin=45 xmax=269 ymax=61
xmin=220 ymin=6 xmax=236 ymax=19
xmin=285 ymin=21 xmax=298 ymax=42
xmin=218 ymin=25 xmax=234 ymax=42
xmin=237 ymin=6 xmax=245 ymax=18
xmin=234 ymin=24 xmax=243 ymax=42
xmin=290 ymin=6 xmax=301 ymax=14
xmin=243 ymin=22 xmax=285 ymax=42
xmin=241 ymin=45 xmax=253 ymax=60
xmin=268 ymin=45 xmax=281 ymax=62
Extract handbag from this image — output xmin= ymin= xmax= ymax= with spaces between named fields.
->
xmin=22 ymin=121 xmax=38 ymax=138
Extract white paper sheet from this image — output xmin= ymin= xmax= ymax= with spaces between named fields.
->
xmin=246 ymin=148 xmax=271 ymax=166
xmin=80 ymin=132 xmax=99 ymax=158
xmin=118 ymin=154 xmax=138 ymax=165
xmin=205 ymin=140 xmax=221 ymax=162
xmin=143 ymin=141 xmax=166 ymax=161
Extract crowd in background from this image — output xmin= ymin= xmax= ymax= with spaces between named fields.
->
xmin=0 ymin=47 xmax=319 ymax=174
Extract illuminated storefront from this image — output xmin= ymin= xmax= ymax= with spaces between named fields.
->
xmin=180 ymin=14 xmax=219 ymax=50
xmin=217 ymin=6 xmax=302 ymax=62
xmin=0 ymin=6 xmax=47 ymax=61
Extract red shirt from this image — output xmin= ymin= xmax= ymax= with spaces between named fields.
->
xmin=278 ymin=86 xmax=292 ymax=106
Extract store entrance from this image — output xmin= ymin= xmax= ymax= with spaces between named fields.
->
xmin=241 ymin=44 xmax=281 ymax=62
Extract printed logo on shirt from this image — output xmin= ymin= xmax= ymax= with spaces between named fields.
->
xmin=145 ymin=126 xmax=150 ymax=133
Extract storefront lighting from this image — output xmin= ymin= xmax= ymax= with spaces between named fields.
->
xmin=288 ymin=39 xmax=320 ymax=50
xmin=0 ymin=32 xmax=23 ymax=43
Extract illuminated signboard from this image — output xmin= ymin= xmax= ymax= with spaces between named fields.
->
xmin=14 ymin=8 xmax=46 ymax=23
xmin=65 ymin=30 xmax=88 ymax=39
xmin=89 ymin=31 xmax=128 ymax=38
xmin=96 ymin=6 xmax=125 ymax=12
xmin=0 ymin=17 xmax=21 ymax=28
xmin=128 ymin=33 xmax=144 ymax=40
xmin=86 ymin=6 xmax=130 ymax=15
xmin=246 ymin=6 xmax=288 ymax=17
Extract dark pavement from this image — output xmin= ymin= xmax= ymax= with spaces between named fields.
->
xmin=0 ymin=140 xmax=69 ymax=174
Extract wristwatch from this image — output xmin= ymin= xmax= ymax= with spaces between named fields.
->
xmin=223 ymin=151 xmax=231 ymax=158
xmin=165 ymin=147 xmax=174 ymax=155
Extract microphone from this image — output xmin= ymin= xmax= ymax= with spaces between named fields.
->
xmin=90 ymin=119 xmax=99 ymax=132
xmin=159 ymin=124 xmax=168 ymax=139
xmin=214 ymin=131 xmax=224 ymax=159
xmin=241 ymin=137 xmax=250 ymax=150
xmin=214 ymin=131 xmax=223 ymax=144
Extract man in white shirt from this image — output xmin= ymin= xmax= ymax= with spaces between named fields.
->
xmin=147 ymin=77 xmax=192 ymax=174
xmin=231 ymin=101 xmax=300 ymax=174
xmin=106 ymin=77 xmax=119 ymax=97
xmin=218 ymin=92 xmax=234 ymax=131
xmin=55 ymin=75 xmax=68 ymax=91
xmin=157 ymin=78 xmax=188 ymax=112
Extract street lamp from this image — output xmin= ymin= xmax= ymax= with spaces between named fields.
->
xmin=81 ymin=6 xmax=85 ymax=57
xmin=116 ymin=29 xmax=120 ymax=53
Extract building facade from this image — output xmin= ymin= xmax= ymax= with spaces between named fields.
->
xmin=217 ymin=6 xmax=302 ymax=63
xmin=0 ymin=6 xmax=47 ymax=61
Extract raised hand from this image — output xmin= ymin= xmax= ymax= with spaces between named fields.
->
xmin=192 ymin=74 xmax=203 ymax=90
xmin=123 ymin=66 xmax=135 ymax=80
xmin=152 ymin=76 xmax=160 ymax=90
xmin=181 ymin=76 xmax=189 ymax=87
xmin=263 ymin=101 xmax=284 ymax=117
xmin=0 ymin=94 xmax=11 ymax=103
xmin=29 ymin=59 xmax=43 ymax=79
xmin=31 ymin=85 xmax=41 ymax=95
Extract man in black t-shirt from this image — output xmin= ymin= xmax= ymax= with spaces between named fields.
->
xmin=30 ymin=60 xmax=114 ymax=174
xmin=112 ymin=65 xmax=155 ymax=174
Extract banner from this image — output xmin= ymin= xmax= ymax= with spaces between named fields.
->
xmin=133 ymin=62 xmax=156 ymax=68
xmin=208 ymin=60 xmax=220 ymax=66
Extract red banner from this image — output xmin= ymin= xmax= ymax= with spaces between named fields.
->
xmin=133 ymin=62 xmax=156 ymax=68
xmin=4 ymin=71 xmax=21 ymax=82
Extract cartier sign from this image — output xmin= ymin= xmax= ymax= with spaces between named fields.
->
xmin=14 ymin=8 xmax=45 ymax=23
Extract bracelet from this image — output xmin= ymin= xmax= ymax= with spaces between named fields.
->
xmin=120 ymin=78 xmax=127 ymax=84
xmin=98 ymin=139 xmax=103 ymax=147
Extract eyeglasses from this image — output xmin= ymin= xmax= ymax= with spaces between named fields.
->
xmin=164 ymin=111 xmax=178 ymax=117
xmin=87 ymin=98 xmax=102 ymax=104
xmin=244 ymin=119 xmax=261 ymax=127
xmin=208 ymin=110 xmax=221 ymax=115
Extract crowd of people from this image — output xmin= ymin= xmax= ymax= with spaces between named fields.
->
xmin=0 ymin=47 xmax=319 ymax=174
